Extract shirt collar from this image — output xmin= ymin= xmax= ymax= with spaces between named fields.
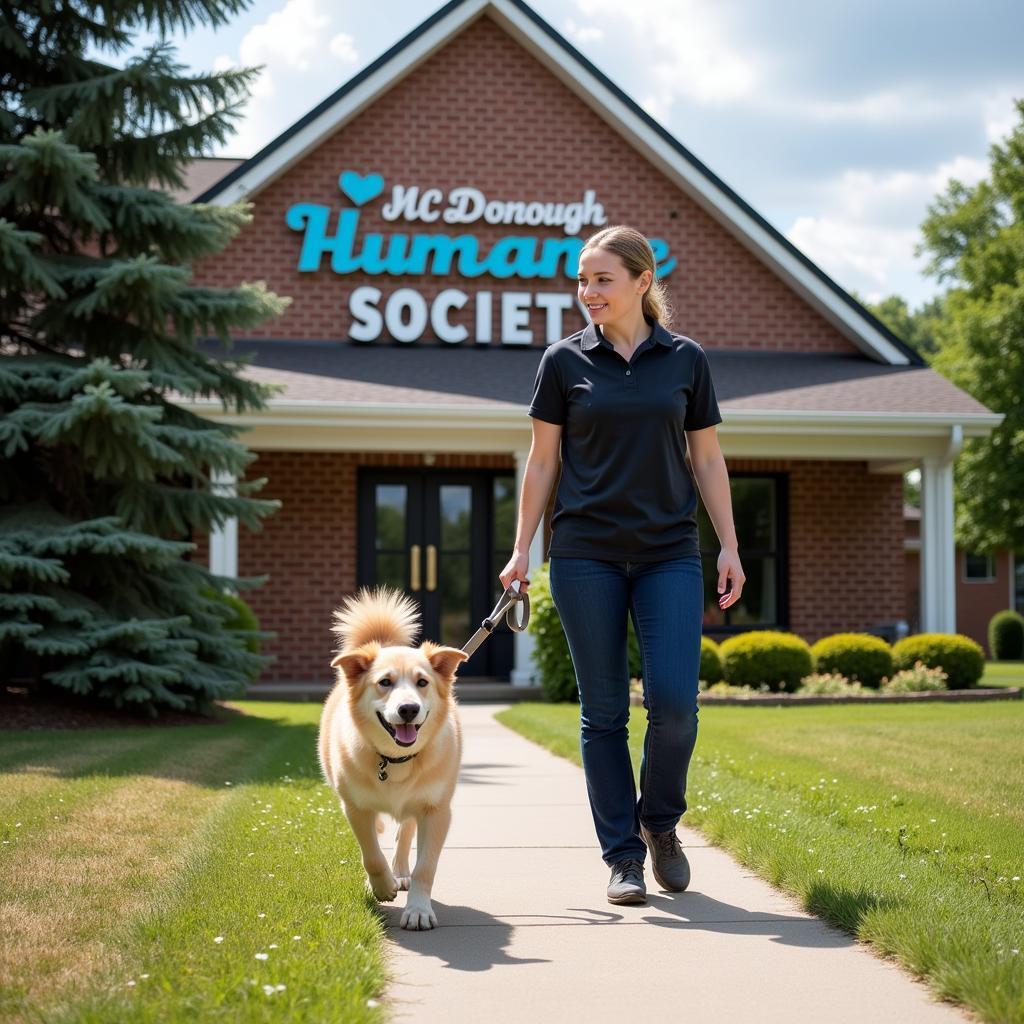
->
xmin=580 ymin=314 xmax=674 ymax=351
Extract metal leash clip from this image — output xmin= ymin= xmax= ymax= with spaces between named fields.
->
xmin=461 ymin=579 xmax=530 ymax=657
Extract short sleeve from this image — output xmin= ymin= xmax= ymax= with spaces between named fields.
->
xmin=684 ymin=345 xmax=723 ymax=430
xmin=527 ymin=347 xmax=566 ymax=425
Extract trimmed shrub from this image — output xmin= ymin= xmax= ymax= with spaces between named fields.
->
xmin=891 ymin=633 xmax=985 ymax=689
xmin=882 ymin=661 xmax=949 ymax=692
xmin=810 ymin=632 xmax=893 ymax=689
xmin=989 ymin=609 xmax=1024 ymax=661
xmin=700 ymin=635 xmax=724 ymax=685
xmin=718 ymin=630 xmax=813 ymax=693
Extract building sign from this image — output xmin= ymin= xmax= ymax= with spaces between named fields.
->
xmin=285 ymin=171 xmax=676 ymax=345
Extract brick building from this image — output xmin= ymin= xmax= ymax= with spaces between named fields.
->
xmin=181 ymin=0 xmax=1003 ymax=687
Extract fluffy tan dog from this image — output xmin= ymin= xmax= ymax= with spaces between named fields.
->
xmin=318 ymin=585 xmax=468 ymax=930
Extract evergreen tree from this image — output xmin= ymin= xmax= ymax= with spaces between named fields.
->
xmin=0 ymin=1 xmax=290 ymax=713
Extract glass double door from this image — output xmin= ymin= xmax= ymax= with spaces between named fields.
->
xmin=357 ymin=469 xmax=517 ymax=679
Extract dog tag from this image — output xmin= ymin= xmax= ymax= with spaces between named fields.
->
xmin=377 ymin=758 xmax=389 ymax=782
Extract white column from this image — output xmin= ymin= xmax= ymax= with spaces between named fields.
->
xmin=510 ymin=449 xmax=544 ymax=686
xmin=919 ymin=427 xmax=961 ymax=633
xmin=209 ymin=469 xmax=239 ymax=580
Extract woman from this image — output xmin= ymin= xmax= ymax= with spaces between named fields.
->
xmin=499 ymin=224 xmax=745 ymax=904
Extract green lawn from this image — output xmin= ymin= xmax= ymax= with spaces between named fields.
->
xmin=983 ymin=660 xmax=1024 ymax=688
xmin=495 ymin=698 xmax=1024 ymax=1024
xmin=0 ymin=702 xmax=386 ymax=1024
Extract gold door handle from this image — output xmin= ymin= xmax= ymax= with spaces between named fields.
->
xmin=410 ymin=544 xmax=421 ymax=591
xmin=426 ymin=544 xmax=437 ymax=592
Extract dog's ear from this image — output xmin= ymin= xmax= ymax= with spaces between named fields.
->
xmin=422 ymin=642 xmax=469 ymax=680
xmin=331 ymin=642 xmax=379 ymax=681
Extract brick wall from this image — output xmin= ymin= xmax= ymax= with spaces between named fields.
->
xmin=236 ymin=451 xmax=515 ymax=682
xmin=781 ymin=458 xmax=906 ymax=644
xmin=192 ymin=14 xmax=859 ymax=356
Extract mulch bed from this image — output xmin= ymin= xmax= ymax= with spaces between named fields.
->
xmin=630 ymin=686 xmax=1022 ymax=707
xmin=0 ymin=686 xmax=245 ymax=730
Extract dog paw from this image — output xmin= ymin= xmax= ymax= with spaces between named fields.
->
xmin=394 ymin=874 xmax=411 ymax=891
xmin=368 ymin=872 xmax=399 ymax=902
xmin=400 ymin=898 xmax=437 ymax=930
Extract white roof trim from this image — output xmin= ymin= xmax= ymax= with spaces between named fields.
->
xmin=199 ymin=0 xmax=916 ymax=367
xmin=186 ymin=400 xmax=1002 ymax=435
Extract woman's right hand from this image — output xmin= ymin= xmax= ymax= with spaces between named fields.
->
xmin=498 ymin=550 xmax=530 ymax=593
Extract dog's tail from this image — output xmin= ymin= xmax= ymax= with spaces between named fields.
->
xmin=332 ymin=585 xmax=421 ymax=650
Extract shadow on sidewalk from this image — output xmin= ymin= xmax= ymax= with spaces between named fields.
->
xmin=378 ymin=902 xmax=550 ymax=971
xmin=378 ymin=883 xmax=861 ymax=973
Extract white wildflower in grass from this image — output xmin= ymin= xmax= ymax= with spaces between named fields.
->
xmin=368 ymin=999 xmax=380 ymax=1008
xmin=1013 ymin=876 xmax=1021 ymax=882
xmin=293 ymin=936 xmax=302 ymax=941
xmin=126 ymin=980 xmax=136 ymax=987
xmin=899 ymin=873 xmax=907 ymax=879
xmin=255 ymin=953 xmax=269 ymax=961
xmin=139 ymin=974 xmax=149 ymax=979
xmin=269 ymin=944 xmax=278 ymax=949
xmin=258 ymin=913 xmax=266 ymax=918
xmin=214 ymin=936 xmax=224 ymax=944
xmin=225 ymin=782 xmax=232 ymax=786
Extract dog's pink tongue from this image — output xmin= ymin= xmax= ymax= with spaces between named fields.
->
xmin=395 ymin=723 xmax=417 ymax=744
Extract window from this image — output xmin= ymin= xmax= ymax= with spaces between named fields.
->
xmin=1014 ymin=555 xmax=1024 ymax=614
xmin=963 ymin=552 xmax=995 ymax=582
xmin=697 ymin=474 xmax=785 ymax=635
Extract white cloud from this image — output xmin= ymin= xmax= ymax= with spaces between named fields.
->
xmin=209 ymin=0 xmax=359 ymax=157
xmin=572 ymin=0 xmax=764 ymax=111
xmin=563 ymin=17 xmax=603 ymax=45
xmin=238 ymin=0 xmax=332 ymax=72
xmin=982 ymin=88 xmax=1024 ymax=144
xmin=329 ymin=32 xmax=358 ymax=63
xmin=786 ymin=155 xmax=989 ymax=300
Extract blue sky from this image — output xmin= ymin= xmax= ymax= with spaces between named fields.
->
xmin=119 ymin=0 xmax=1024 ymax=310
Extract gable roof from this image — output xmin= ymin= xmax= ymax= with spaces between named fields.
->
xmin=193 ymin=0 xmax=924 ymax=368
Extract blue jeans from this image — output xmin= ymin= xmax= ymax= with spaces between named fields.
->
xmin=548 ymin=554 xmax=703 ymax=866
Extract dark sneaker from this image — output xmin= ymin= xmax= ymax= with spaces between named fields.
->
xmin=641 ymin=824 xmax=691 ymax=892
xmin=607 ymin=858 xmax=646 ymax=904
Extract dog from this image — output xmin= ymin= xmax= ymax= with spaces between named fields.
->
xmin=318 ymin=585 xmax=468 ymax=930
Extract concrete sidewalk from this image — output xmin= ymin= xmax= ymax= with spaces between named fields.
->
xmin=377 ymin=705 xmax=969 ymax=1023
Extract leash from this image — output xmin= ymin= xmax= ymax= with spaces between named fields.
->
xmin=375 ymin=580 xmax=530 ymax=781
xmin=461 ymin=579 xmax=530 ymax=657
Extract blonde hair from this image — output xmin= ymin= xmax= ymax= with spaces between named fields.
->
xmin=580 ymin=225 xmax=674 ymax=327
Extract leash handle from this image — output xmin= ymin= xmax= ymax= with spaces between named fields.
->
xmin=460 ymin=580 xmax=531 ymax=656
xmin=505 ymin=579 xmax=529 ymax=632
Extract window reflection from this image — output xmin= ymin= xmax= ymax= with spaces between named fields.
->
xmin=698 ymin=476 xmax=779 ymax=632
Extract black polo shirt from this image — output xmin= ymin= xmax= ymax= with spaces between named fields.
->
xmin=528 ymin=314 xmax=723 ymax=561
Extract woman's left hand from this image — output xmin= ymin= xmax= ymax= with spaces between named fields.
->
xmin=717 ymin=547 xmax=745 ymax=609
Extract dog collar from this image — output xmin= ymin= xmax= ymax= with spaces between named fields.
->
xmin=376 ymin=751 xmax=418 ymax=781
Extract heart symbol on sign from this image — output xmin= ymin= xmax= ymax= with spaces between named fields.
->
xmin=338 ymin=171 xmax=385 ymax=206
